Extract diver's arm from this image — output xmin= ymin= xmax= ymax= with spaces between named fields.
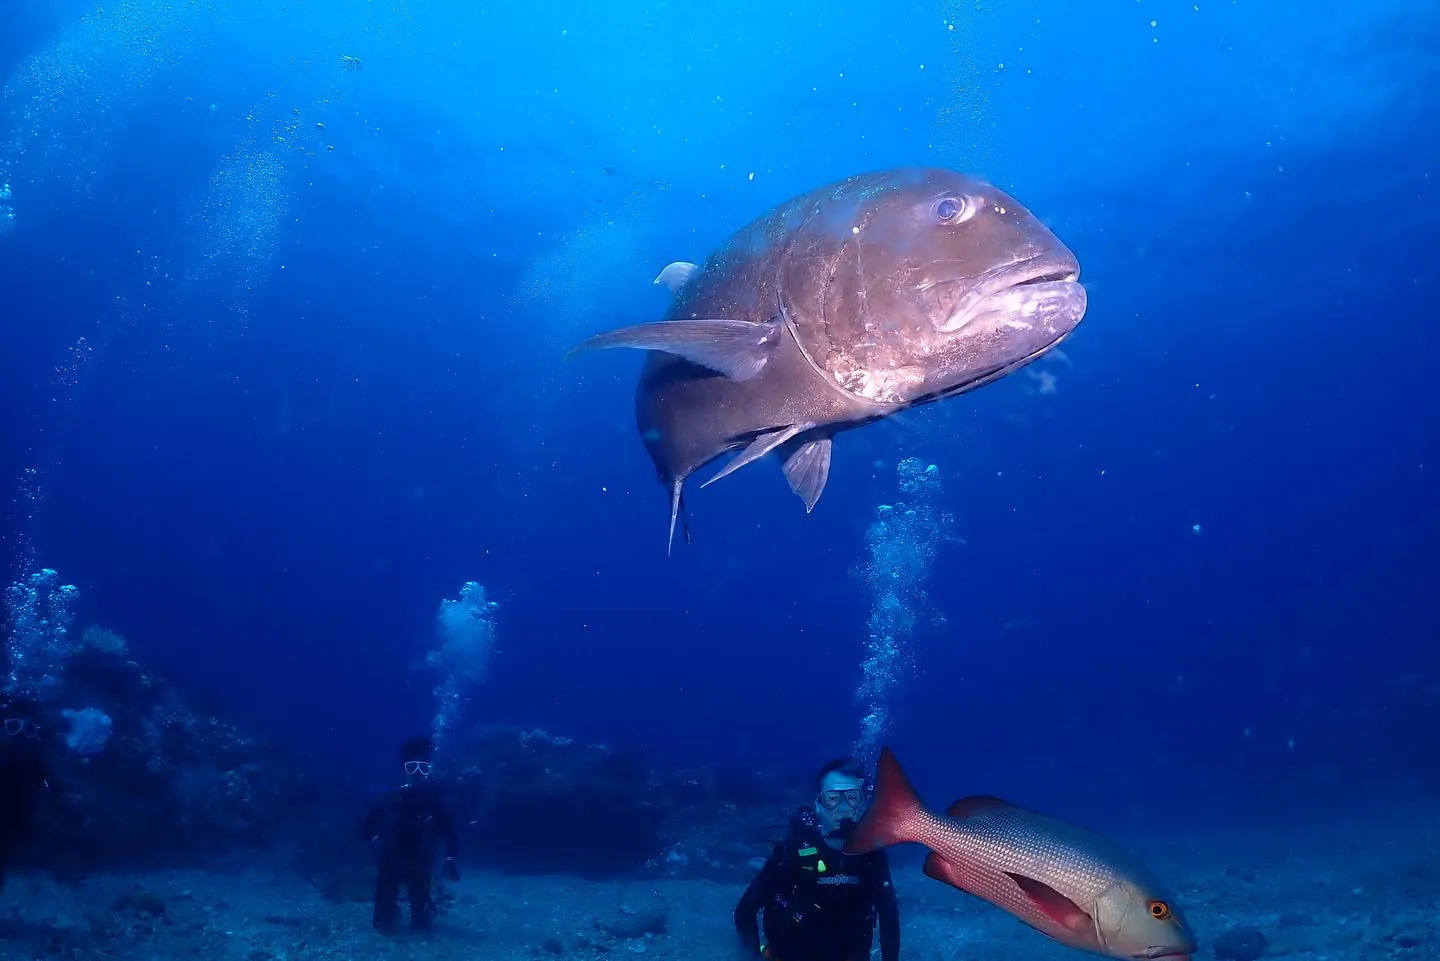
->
xmin=34 ymin=758 xmax=62 ymax=803
xmin=733 ymin=846 xmax=783 ymax=956
xmin=37 ymin=761 xmax=79 ymax=822
xmin=437 ymin=801 xmax=459 ymax=859
xmin=359 ymin=800 xmax=386 ymax=840
xmin=871 ymin=853 xmax=901 ymax=961
xmin=37 ymin=760 xmax=61 ymax=798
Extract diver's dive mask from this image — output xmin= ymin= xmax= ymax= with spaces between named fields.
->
xmin=819 ymin=787 xmax=864 ymax=810
xmin=3 ymin=718 xmax=39 ymax=739
xmin=816 ymin=775 xmax=868 ymax=839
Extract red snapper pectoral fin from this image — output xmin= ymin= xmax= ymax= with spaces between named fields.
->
xmin=1003 ymin=871 xmax=1096 ymax=934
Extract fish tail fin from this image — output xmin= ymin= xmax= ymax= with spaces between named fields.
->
xmin=847 ymin=746 xmax=924 ymax=854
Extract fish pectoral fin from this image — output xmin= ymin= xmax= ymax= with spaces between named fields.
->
xmin=921 ymin=852 xmax=970 ymax=889
xmin=1003 ymin=872 xmax=1094 ymax=933
xmin=700 ymin=424 xmax=809 ymax=490
xmin=778 ymin=437 xmax=832 ymax=512
xmin=567 ymin=318 xmax=780 ymax=381
xmin=653 ymin=261 xmax=699 ymax=293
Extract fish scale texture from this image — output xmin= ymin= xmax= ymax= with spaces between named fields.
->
xmin=910 ymin=805 xmax=1120 ymax=945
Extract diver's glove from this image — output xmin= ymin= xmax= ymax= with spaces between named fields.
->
xmin=443 ymin=857 xmax=460 ymax=882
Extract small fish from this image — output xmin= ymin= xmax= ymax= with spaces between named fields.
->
xmin=568 ymin=167 xmax=1087 ymax=552
xmin=846 ymin=747 xmax=1196 ymax=961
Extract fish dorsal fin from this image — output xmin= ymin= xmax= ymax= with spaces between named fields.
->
xmin=653 ymin=261 xmax=699 ymax=293
xmin=567 ymin=318 xmax=779 ymax=382
xmin=1003 ymin=872 xmax=1094 ymax=933
xmin=945 ymin=795 xmax=1014 ymax=819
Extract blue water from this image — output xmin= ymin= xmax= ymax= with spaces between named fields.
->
xmin=0 ymin=0 xmax=1436 ymax=847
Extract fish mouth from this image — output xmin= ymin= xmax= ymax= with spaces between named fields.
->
xmin=937 ymin=256 xmax=1085 ymax=334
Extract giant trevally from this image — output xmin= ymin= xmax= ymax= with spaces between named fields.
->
xmin=570 ymin=167 xmax=1087 ymax=550
xmin=846 ymin=747 xmax=1197 ymax=961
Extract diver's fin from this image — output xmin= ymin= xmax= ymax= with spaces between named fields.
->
xmin=779 ymin=437 xmax=832 ymax=512
xmin=700 ymin=424 xmax=808 ymax=490
xmin=1003 ymin=872 xmax=1095 ymax=934
xmin=568 ymin=318 xmax=779 ymax=382
xmin=653 ymin=261 xmax=699 ymax=293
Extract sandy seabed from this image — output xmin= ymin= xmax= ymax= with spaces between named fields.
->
xmin=1 ymin=799 xmax=1435 ymax=961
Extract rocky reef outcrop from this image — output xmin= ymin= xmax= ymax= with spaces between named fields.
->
xmin=22 ymin=634 xmax=793 ymax=887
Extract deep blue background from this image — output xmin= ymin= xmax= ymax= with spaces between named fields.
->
xmin=1 ymin=0 xmax=1436 ymax=832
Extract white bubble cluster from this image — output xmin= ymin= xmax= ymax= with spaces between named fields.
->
xmin=428 ymin=581 xmax=499 ymax=758
xmin=182 ymin=143 xmax=289 ymax=319
xmin=179 ymin=53 xmax=368 ymax=325
xmin=851 ymin=458 xmax=955 ymax=763
xmin=512 ymin=214 xmax=647 ymax=349
xmin=0 ymin=0 xmax=196 ymax=211
xmin=3 ymin=568 xmax=79 ymax=700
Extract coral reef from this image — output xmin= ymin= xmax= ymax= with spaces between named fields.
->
xmin=435 ymin=728 xmax=789 ymax=880
xmin=21 ymin=638 xmax=792 ymax=888
xmin=27 ymin=644 xmax=356 ymax=877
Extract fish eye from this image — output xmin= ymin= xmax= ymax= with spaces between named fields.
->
xmin=1147 ymin=900 xmax=1171 ymax=920
xmin=933 ymin=197 xmax=968 ymax=223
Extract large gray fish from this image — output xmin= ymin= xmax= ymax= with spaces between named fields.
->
xmin=570 ymin=167 xmax=1087 ymax=550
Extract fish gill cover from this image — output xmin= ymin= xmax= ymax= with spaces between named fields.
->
xmin=0 ymin=0 xmax=1435 ymax=957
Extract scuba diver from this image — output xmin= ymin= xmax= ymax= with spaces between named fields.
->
xmin=734 ymin=757 xmax=900 ymax=961
xmin=360 ymin=736 xmax=460 ymax=934
xmin=0 ymin=694 xmax=59 ymax=894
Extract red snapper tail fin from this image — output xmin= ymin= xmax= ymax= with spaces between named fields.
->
xmin=846 ymin=746 xmax=925 ymax=854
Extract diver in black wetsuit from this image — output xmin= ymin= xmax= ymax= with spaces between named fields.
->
xmin=735 ymin=758 xmax=900 ymax=961
xmin=0 ymin=695 xmax=58 ymax=894
xmin=361 ymin=736 xmax=460 ymax=934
